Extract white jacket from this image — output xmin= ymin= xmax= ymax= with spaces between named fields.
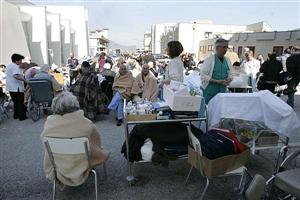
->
xmin=200 ymin=53 xmax=234 ymax=89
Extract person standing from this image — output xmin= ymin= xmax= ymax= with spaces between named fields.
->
xmin=160 ymin=41 xmax=185 ymax=85
xmin=67 ymin=53 xmax=79 ymax=85
xmin=286 ymin=46 xmax=300 ymax=108
xmin=200 ymin=38 xmax=233 ymax=104
xmin=6 ymin=53 xmax=27 ymax=120
xmin=240 ymin=51 xmax=261 ymax=91
xmin=258 ymin=53 xmax=283 ymax=93
xmin=98 ymin=52 xmax=106 ymax=73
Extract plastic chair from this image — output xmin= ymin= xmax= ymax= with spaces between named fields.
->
xmin=44 ymin=137 xmax=107 ymax=200
xmin=185 ymin=125 xmax=247 ymax=200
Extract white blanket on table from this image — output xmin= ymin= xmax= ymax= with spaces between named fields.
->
xmin=208 ymin=90 xmax=300 ymax=138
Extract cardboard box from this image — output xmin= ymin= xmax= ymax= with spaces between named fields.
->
xmin=188 ymin=145 xmax=250 ymax=178
xmin=163 ymin=85 xmax=201 ymax=112
xmin=127 ymin=114 xmax=156 ymax=122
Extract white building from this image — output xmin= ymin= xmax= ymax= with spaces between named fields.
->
xmin=151 ymin=23 xmax=176 ymax=54
xmin=89 ymin=29 xmax=110 ymax=55
xmin=144 ymin=32 xmax=151 ymax=51
xmin=0 ymin=0 xmax=89 ymax=66
xmin=159 ymin=20 xmax=247 ymax=59
xmin=198 ymin=30 xmax=300 ymax=61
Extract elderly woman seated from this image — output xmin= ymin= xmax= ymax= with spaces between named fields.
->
xmin=108 ymin=64 xmax=134 ymax=126
xmin=41 ymin=92 xmax=109 ymax=188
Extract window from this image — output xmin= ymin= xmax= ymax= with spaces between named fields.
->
xmin=203 ymin=46 xmax=206 ymax=53
xmin=273 ymin=46 xmax=284 ymax=56
xmin=247 ymin=46 xmax=255 ymax=56
xmin=238 ymin=46 xmax=243 ymax=57
xmin=208 ymin=45 xmax=213 ymax=51
xmin=204 ymin=32 xmax=213 ymax=39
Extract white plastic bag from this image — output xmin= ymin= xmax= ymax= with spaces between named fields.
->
xmin=140 ymin=138 xmax=154 ymax=161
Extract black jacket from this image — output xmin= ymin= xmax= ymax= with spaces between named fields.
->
xmin=259 ymin=59 xmax=283 ymax=82
xmin=286 ymin=54 xmax=300 ymax=81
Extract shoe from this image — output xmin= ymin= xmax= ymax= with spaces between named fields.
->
xmin=19 ymin=116 xmax=28 ymax=121
xmin=116 ymin=119 xmax=123 ymax=126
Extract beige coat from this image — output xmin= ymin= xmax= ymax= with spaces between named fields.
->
xmin=41 ymin=110 xmax=109 ymax=187
xmin=112 ymin=71 xmax=134 ymax=100
xmin=131 ymin=72 xmax=158 ymax=102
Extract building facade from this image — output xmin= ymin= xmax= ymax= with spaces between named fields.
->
xmin=0 ymin=0 xmax=89 ymax=66
xmin=144 ymin=32 xmax=151 ymax=51
xmin=89 ymin=29 xmax=110 ymax=55
xmin=198 ymin=30 xmax=300 ymax=61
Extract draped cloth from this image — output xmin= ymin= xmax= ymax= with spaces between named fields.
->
xmin=131 ymin=72 xmax=158 ymax=102
xmin=112 ymin=71 xmax=134 ymax=101
xmin=41 ymin=110 xmax=109 ymax=188
xmin=72 ymin=70 xmax=99 ymax=120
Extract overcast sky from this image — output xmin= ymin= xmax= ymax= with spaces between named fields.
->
xmin=29 ymin=0 xmax=300 ymax=47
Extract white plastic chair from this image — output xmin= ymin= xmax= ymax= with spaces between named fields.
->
xmin=185 ymin=125 xmax=247 ymax=200
xmin=44 ymin=137 xmax=106 ymax=200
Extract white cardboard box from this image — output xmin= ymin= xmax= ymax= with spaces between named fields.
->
xmin=163 ymin=85 xmax=201 ymax=111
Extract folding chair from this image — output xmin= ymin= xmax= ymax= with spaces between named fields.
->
xmin=44 ymin=137 xmax=107 ymax=200
xmin=268 ymin=147 xmax=300 ymax=199
xmin=185 ymin=125 xmax=247 ymax=200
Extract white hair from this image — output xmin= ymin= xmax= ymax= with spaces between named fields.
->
xmin=40 ymin=64 xmax=51 ymax=73
xmin=51 ymin=92 xmax=80 ymax=115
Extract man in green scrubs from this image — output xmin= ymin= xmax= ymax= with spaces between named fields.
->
xmin=201 ymin=39 xmax=233 ymax=104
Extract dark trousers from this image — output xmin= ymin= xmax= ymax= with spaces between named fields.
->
xmin=9 ymin=91 xmax=27 ymax=120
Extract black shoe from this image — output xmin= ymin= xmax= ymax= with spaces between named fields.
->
xmin=116 ymin=119 xmax=123 ymax=126
xmin=13 ymin=115 xmax=19 ymax=119
xmin=19 ymin=116 xmax=28 ymax=121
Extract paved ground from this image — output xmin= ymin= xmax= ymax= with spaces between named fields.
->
xmin=0 ymin=95 xmax=299 ymax=200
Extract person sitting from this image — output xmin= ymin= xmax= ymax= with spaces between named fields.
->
xmin=108 ymin=64 xmax=134 ymax=126
xmin=131 ymin=63 xmax=158 ymax=102
xmin=32 ymin=64 xmax=62 ymax=93
xmin=41 ymin=92 xmax=109 ymax=188
xmin=258 ymin=52 xmax=283 ymax=93
xmin=71 ymin=61 xmax=100 ymax=121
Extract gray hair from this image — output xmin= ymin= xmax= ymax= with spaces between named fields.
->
xmin=215 ymin=38 xmax=228 ymax=47
xmin=51 ymin=92 xmax=80 ymax=115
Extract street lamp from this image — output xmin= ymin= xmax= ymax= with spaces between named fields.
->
xmin=192 ymin=22 xmax=196 ymax=54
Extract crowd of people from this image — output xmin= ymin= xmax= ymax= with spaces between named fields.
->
xmin=0 ymin=39 xmax=299 ymax=189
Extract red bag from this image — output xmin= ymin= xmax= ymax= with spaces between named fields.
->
xmin=211 ymin=128 xmax=248 ymax=154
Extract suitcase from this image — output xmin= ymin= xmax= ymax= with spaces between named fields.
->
xmin=198 ymin=129 xmax=235 ymax=159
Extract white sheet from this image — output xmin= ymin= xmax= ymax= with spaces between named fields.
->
xmin=208 ymin=90 xmax=300 ymax=138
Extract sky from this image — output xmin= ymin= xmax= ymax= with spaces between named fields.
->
xmin=28 ymin=0 xmax=300 ymax=47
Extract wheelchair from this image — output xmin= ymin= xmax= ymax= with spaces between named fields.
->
xmin=27 ymin=79 xmax=54 ymax=121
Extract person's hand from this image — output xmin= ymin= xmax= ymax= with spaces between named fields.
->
xmin=225 ymin=78 xmax=232 ymax=85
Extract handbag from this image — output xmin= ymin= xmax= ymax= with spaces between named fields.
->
xmin=278 ymin=71 xmax=293 ymax=86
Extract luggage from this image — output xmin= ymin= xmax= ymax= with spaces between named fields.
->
xmin=197 ymin=129 xmax=235 ymax=159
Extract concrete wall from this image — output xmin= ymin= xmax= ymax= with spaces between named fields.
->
xmin=0 ymin=1 xmax=30 ymax=65
xmin=61 ymin=19 xmax=71 ymax=65
xmin=47 ymin=13 xmax=62 ymax=66
xmin=20 ymin=6 xmax=48 ymax=65
xmin=175 ymin=23 xmax=246 ymax=59
xmin=198 ymin=30 xmax=300 ymax=60
xmin=46 ymin=6 xmax=89 ymax=59
xmin=151 ymin=23 xmax=176 ymax=54
xmin=230 ymin=30 xmax=300 ymax=59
